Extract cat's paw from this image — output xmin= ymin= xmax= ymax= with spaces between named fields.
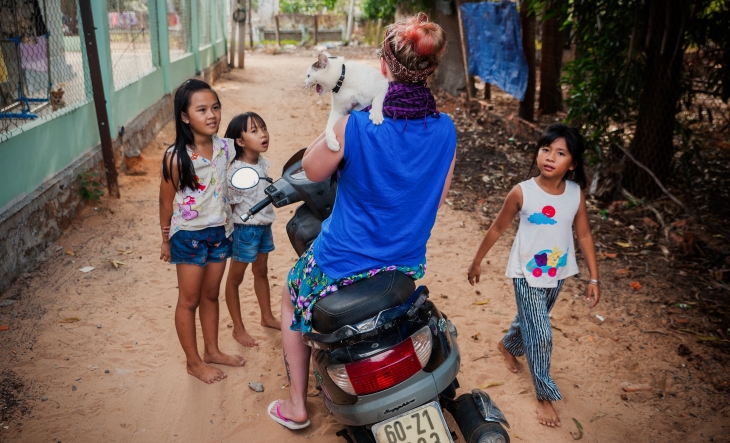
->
xmin=326 ymin=131 xmax=341 ymax=152
xmin=369 ymin=109 xmax=384 ymax=125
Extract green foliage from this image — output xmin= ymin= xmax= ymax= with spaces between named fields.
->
xmin=280 ymin=0 xmax=341 ymax=14
xmin=361 ymin=0 xmax=431 ymax=21
xmin=260 ymin=39 xmax=301 ymax=46
xmin=552 ymin=0 xmax=729 ymax=162
xmin=78 ymin=171 xmax=104 ymax=201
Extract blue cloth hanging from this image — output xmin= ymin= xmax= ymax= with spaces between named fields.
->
xmin=459 ymin=1 xmax=529 ymax=101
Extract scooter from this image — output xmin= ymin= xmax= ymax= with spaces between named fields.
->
xmin=231 ymin=149 xmax=511 ymax=443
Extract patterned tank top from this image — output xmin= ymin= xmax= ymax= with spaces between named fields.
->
xmin=505 ymin=178 xmax=581 ymax=288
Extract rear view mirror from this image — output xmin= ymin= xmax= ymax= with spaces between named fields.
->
xmin=230 ymin=167 xmax=260 ymax=190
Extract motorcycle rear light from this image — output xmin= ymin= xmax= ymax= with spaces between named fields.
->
xmin=326 ymin=326 xmax=432 ymax=396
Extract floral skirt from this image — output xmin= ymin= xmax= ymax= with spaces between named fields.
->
xmin=287 ymin=244 xmax=426 ymax=333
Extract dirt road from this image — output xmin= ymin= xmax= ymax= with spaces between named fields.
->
xmin=0 ymin=53 xmax=727 ymax=443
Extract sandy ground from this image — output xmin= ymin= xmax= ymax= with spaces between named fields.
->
xmin=1 ymin=53 xmax=728 ymax=443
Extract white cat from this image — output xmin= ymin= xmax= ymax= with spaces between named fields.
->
xmin=304 ymin=52 xmax=389 ymax=151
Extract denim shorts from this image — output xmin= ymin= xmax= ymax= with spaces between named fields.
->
xmin=170 ymin=226 xmax=232 ymax=266
xmin=232 ymin=224 xmax=275 ymax=263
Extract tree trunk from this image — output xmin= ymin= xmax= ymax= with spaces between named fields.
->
xmin=623 ymin=0 xmax=685 ymax=198
xmin=433 ymin=4 xmax=467 ymax=96
xmin=519 ymin=0 xmax=536 ymax=122
xmin=538 ymin=1 xmax=566 ymax=115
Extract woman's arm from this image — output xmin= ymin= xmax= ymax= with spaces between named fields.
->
xmin=467 ymin=185 xmax=522 ymax=285
xmin=302 ymin=115 xmax=348 ymax=182
xmin=574 ymin=191 xmax=600 ymax=308
xmin=159 ymin=153 xmax=178 ymax=262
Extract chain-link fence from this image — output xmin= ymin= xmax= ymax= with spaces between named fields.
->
xmin=0 ymin=0 xmax=91 ymax=141
xmin=168 ymin=0 xmax=192 ymax=61
xmin=108 ymin=0 xmax=155 ymax=90
xmin=198 ymin=0 xmax=211 ymax=47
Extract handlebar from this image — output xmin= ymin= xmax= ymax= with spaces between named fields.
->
xmin=240 ymin=196 xmax=273 ymax=223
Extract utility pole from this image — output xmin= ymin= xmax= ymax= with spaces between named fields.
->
xmin=228 ymin=0 xmax=237 ymax=67
xmin=346 ymin=0 xmax=355 ymax=43
xmin=78 ymin=0 xmax=120 ymax=198
xmin=237 ymin=0 xmax=245 ymax=67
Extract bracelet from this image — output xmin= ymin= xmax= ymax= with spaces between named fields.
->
xmin=587 ymin=279 xmax=599 ymax=286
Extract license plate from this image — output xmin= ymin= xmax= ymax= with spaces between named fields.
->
xmin=372 ymin=401 xmax=454 ymax=443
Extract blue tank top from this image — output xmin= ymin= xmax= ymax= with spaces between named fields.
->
xmin=313 ymin=110 xmax=457 ymax=279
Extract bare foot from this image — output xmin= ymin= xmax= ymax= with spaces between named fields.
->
xmin=203 ymin=350 xmax=246 ymax=367
xmin=233 ymin=328 xmax=259 ymax=347
xmin=270 ymin=399 xmax=309 ymax=424
xmin=261 ymin=316 xmax=281 ymax=330
xmin=498 ymin=340 xmax=523 ymax=373
xmin=536 ymin=400 xmax=562 ymax=427
xmin=187 ymin=361 xmax=227 ymax=384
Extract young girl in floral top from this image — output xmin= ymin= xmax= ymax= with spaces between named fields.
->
xmin=159 ymin=79 xmax=245 ymax=384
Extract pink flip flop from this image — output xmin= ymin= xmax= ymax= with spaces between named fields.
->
xmin=267 ymin=400 xmax=311 ymax=430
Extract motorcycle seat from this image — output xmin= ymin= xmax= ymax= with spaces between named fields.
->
xmin=311 ymin=271 xmax=416 ymax=334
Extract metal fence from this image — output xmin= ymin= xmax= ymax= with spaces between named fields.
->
xmin=0 ymin=0 xmax=91 ymax=141
xmin=108 ymin=0 xmax=155 ymax=90
xmin=0 ymin=0 xmax=228 ymax=215
xmin=168 ymin=0 xmax=192 ymax=61
xmin=198 ymin=0 xmax=211 ymax=47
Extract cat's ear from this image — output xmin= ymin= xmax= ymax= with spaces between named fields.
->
xmin=316 ymin=53 xmax=329 ymax=69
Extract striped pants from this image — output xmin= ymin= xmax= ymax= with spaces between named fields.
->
xmin=502 ymin=278 xmax=564 ymax=401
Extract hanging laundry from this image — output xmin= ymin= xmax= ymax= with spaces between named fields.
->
xmin=20 ymin=35 xmax=47 ymax=72
xmin=459 ymin=1 xmax=529 ymax=101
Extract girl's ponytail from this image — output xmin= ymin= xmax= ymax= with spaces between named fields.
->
xmin=162 ymin=79 xmax=220 ymax=191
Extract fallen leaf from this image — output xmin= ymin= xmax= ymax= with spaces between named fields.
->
xmin=59 ymin=317 xmax=81 ymax=323
xmin=615 ymin=241 xmax=632 ymax=248
xmin=550 ymin=324 xmax=563 ymax=332
xmin=587 ymin=335 xmax=594 ymax=342
xmin=474 ymin=299 xmax=491 ymax=305
xmin=471 ymin=333 xmax=481 ymax=340
xmin=65 ymin=249 xmax=75 ymax=256
xmin=629 ymin=281 xmax=642 ymax=290
xmin=571 ymin=418 xmax=584 ymax=440
xmin=117 ymin=250 xmax=134 ymax=255
xmin=658 ymin=245 xmax=670 ymax=256
xmin=109 ymin=261 xmax=126 ymax=269
xmin=479 ymin=381 xmax=504 ymax=389
xmin=79 ymin=266 xmax=95 ymax=273
xmin=502 ymin=329 xmax=509 ymax=333
xmin=0 ymin=325 xmax=9 ymax=331
xmin=615 ymin=268 xmax=632 ymax=277
xmin=604 ymin=252 xmax=617 ymax=259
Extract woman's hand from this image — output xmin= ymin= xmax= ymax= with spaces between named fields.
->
xmin=160 ymin=241 xmax=171 ymax=262
xmin=585 ymin=282 xmax=600 ymax=308
xmin=467 ymin=260 xmax=482 ymax=286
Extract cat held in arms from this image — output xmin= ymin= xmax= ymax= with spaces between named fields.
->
xmin=304 ymin=52 xmax=388 ymax=151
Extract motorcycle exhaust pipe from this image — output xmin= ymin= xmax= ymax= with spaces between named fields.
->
xmin=454 ymin=394 xmax=510 ymax=443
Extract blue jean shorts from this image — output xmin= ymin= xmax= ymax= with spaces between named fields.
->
xmin=232 ymin=224 xmax=275 ymax=263
xmin=170 ymin=226 xmax=232 ymax=266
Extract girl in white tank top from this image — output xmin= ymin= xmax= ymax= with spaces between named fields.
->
xmin=467 ymin=123 xmax=600 ymax=427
